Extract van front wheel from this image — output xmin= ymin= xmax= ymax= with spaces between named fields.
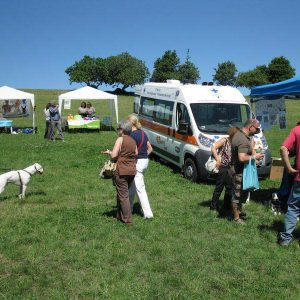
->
xmin=183 ymin=158 xmax=198 ymax=182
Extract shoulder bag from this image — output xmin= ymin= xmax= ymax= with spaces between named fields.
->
xmin=242 ymin=158 xmax=259 ymax=190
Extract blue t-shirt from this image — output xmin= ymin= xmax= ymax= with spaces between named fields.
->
xmin=130 ymin=129 xmax=149 ymax=159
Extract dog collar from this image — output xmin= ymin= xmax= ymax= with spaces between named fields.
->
xmin=34 ymin=165 xmax=42 ymax=173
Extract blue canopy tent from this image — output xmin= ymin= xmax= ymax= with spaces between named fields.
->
xmin=250 ymin=76 xmax=300 ymax=99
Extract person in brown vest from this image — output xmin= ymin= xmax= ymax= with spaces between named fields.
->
xmin=102 ymin=120 xmax=137 ymax=224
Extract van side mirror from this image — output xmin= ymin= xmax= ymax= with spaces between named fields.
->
xmin=178 ymin=121 xmax=190 ymax=135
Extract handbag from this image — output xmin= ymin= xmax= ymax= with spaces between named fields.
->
xmin=205 ymin=156 xmax=219 ymax=174
xmin=242 ymin=158 xmax=259 ymax=190
xmin=99 ymin=159 xmax=117 ymax=179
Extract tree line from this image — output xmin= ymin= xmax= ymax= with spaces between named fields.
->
xmin=65 ymin=51 xmax=296 ymax=91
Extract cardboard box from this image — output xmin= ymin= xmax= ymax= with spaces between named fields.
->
xmin=270 ymin=157 xmax=284 ymax=180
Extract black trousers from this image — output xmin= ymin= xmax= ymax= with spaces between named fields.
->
xmin=44 ymin=120 xmax=51 ymax=139
xmin=210 ymin=166 xmax=232 ymax=210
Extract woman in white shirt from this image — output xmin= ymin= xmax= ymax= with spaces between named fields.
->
xmin=86 ymin=102 xmax=96 ymax=118
xmin=78 ymin=101 xmax=87 ymax=117
xmin=44 ymin=103 xmax=51 ymax=139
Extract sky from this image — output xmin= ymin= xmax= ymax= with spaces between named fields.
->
xmin=0 ymin=0 xmax=299 ymax=95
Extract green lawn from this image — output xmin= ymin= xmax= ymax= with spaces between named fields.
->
xmin=0 ymin=90 xmax=300 ymax=299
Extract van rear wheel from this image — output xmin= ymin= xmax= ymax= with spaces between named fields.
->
xmin=183 ymin=158 xmax=198 ymax=182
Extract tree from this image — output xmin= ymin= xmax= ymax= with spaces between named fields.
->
xmin=236 ymin=65 xmax=269 ymax=88
xmin=267 ymin=56 xmax=295 ymax=83
xmin=213 ymin=61 xmax=237 ymax=86
xmin=177 ymin=50 xmax=200 ymax=84
xmin=65 ymin=56 xmax=107 ymax=88
xmin=151 ymin=50 xmax=180 ymax=82
xmin=106 ymin=52 xmax=149 ymax=91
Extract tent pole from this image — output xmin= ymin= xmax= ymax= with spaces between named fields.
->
xmin=33 ymin=105 xmax=36 ymax=134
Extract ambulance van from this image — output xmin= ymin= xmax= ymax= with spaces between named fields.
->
xmin=134 ymin=80 xmax=272 ymax=182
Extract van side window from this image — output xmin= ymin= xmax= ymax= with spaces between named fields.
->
xmin=140 ymin=97 xmax=155 ymax=119
xmin=154 ymin=100 xmax=174 ymax=126
xmin=133 ymin=96 xmax=140 ymax=114
xmin=176 ymin=103 xmax=190 ymax=125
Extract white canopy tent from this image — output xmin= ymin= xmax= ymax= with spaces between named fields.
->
xmin=58 ymin=86 xmax=119 ymax=123
xmin=0 ymin=85 xmax=35 ymax=132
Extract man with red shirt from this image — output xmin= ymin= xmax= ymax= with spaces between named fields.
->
xmin=278 ymin=125 xmax=300 ymax=246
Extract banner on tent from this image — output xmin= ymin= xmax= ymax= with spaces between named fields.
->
xmin=64 ymin=99 xmax=71 ymax=110
xmin=0 ymin=99 xmax=31 ymax=118
xmin=255 ymin=97 xmax=286 ymax=130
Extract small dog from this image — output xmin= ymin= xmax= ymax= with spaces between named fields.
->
xmin=270 ymin=193 xmax=281 ymax=215
xmin=0 ymin=163 xmax=43 ymax=199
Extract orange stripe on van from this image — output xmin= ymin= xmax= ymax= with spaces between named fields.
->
xmin=140 ymin=119 xmax=198 ymax=146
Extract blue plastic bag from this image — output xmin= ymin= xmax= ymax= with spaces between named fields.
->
xmin=243 ymin=159 xmax=259 ymax=190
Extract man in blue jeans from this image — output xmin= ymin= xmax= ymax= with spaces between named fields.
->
xmin=278 ymin=125 xmax=300 ymax=246
xmin=49 ymin=102 xmax=64 ymax=141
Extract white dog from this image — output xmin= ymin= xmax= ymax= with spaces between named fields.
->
xmin=0 ymin=163 xmax=43 ymax=199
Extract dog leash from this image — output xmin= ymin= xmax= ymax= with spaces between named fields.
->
xmin=17 ymin=171 xmax=24 ymax=187
xmin=22 ymin=170 xmax=33 ymax=176
xmin=20 ymin=165 xmax=42 ymax=177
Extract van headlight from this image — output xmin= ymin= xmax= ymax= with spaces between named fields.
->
xmin=198 ymin=133 xmax=215 ymax=148
xmin=261 ymin=135 xmax=268 ymax=149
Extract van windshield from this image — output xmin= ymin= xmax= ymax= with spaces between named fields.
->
xmin=190 ymin=103 xmax=250 ymax=134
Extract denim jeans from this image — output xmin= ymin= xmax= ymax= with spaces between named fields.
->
xmin=279 ymin=181 xmax=300 ymax=243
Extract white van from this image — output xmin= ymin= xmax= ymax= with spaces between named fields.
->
xmin=134 ymin=80 xmax=272 ymax=182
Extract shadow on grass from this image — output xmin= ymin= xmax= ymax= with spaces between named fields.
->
xmin=132 ymin=202 xmax=143 ymax=217
xmin=65 ymin=127 xmax=115 ymax=134
xmin=102 ymin=203 xmax=144 ymax=219
xmin=198 ymin=199 xmax=233 ymax=220
xmin=249 ymin=188 xmax=278 ymax=205
xmin=259 ymin=219 xmax=284 ymax=233
xmin=0 ymin=191 xmax=47 ymax=202
xmin=198 ymin=199 xmax=211 ymax=208
xmin=259 ymin=219 xmax=300 ymax=239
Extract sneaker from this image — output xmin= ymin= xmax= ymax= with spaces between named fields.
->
xmin=234 ymin=218 xmax=245 ymax=225
xmin=278 ymin=239 xmax=290 ymax=247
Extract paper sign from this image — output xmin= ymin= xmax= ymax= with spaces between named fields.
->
xmin=64 ymin=99 xmax=71 ymax=110
xmin=255 ymin=97 xmax=286 ymax=130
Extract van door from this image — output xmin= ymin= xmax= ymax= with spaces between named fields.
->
xmin=151 ymin=99 xmax=176 ymax=163
xmin=170 ymin=103 xmax=192 ymax=165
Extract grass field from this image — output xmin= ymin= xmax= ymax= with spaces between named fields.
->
xmin=1 ymin=90 xmax=300 ymax=299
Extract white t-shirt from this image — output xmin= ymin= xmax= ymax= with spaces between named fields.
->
xmin=78 ymin=107 xmax=87 ymax=115
xmin=86 ymin=106 xmax=96 ymax=116
xmin=44 ymin=108 xmax=50 ymax=121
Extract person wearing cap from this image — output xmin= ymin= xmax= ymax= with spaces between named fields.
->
xmin=102 ymin=120 xmax=137 ymax=225
xmin=230 ymin=119 xmax=264 ymax=224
